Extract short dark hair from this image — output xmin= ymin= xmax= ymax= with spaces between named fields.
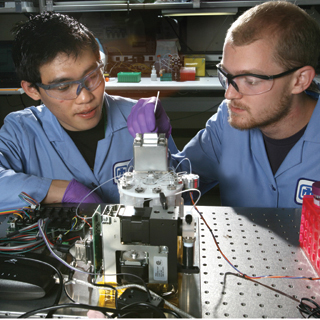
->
xmin=12 ymin=12 xmax=100 ymax=86
xmin=226 ymin=1 xmax=320 ymax=70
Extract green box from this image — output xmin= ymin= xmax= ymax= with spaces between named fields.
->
xmin=160 ymin=73 xmax=172 ymax=81
xmin=117 ymin=72 xmax=141 ymax=83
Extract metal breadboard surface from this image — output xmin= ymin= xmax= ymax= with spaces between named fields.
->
xmin=198 ymin=206 xmax=320 ymax=318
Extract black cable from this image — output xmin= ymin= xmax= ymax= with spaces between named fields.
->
xmin=161 ymin=307 xmax=182 ymax=318
xmin=298 ymin=298 xmax=320 ymax=318
xmin=42 ymin=219 xmax=62 ymax=318
xmin=20 ymin=94 xmax=27 ymax=108
xmin=18 ymin=303 xmax=115 ymax=318
xmin=18 ymin=301 xmax=170 ymax=318
xmin=0 ymin=254 xmax=65 ymax=318
xmin=62 ymin=276 xmax=155 ymax=317
xmin=163 ymin=16 xmax=194 ymax=53
xmin=11 ymin=261 xmax=182 ymax=319
xmin=114 ymin=273 xmax=154 ymax=302
xmin=63 ymin=280 xmax=76 ymax=303
xmin=119 ymin=301 xmax=166 ymax=318
xmin=5 ymin=95 xmax=23 ymax=109
xmin=118 ymin=311 xmax=140 ymax=318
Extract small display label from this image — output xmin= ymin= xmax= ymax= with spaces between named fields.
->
xmin=153 ymin=256 xmax=168 ymax=281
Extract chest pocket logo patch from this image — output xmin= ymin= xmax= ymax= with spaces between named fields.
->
xmin=295 ymin=178 xmax=315 ymax=205
xmin=113 ymin=160 xmax=131 ymax=184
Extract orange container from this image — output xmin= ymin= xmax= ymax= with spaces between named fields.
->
xmin=180 ymin=67 xmax=196 ymax=81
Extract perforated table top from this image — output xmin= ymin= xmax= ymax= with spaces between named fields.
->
xmin=197 ymin=206 xmax=319 ymax=318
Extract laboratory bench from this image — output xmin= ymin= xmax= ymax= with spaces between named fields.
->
xmin=0 ymin=205 xmax=319 ymax=318
xmin=0 ymin=88 xmax=24 ymax=95
xmin=105 ymin=76 xmax=222 ymax=91
xmin=0 ymin=76 xmax=223 ymax=97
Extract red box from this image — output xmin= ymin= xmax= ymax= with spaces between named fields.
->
xmin=180 ymin=67 xmax=196 ymax=81
xmin=300 ymin=195 xmax=320 ymax=275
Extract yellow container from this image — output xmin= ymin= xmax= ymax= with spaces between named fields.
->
xmin=184 ymin=55 xmax=205 ymax=77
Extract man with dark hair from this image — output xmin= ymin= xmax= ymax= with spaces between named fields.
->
xmin=128 ymin=1 xmax=320 ymax=208
xmin=0 ymin=12 xmax=176 ymax=209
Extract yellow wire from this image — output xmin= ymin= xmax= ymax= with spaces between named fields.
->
xmin=13 ymin=212 xmax=23 ymax=219
xmin=64 ymin=217 xmax=78 ymax=235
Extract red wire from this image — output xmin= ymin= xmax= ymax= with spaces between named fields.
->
xmin=189 ymin=192 xmax=320 ymax=281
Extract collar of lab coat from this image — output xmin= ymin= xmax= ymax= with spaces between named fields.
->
xmin=104 ymin=93 xmax=129 ymax=137
xmin=272 ymin=98 xmax=320 ymax=177
xmin=302 ymin=96 xmax=320 ymax=143
xmin=249 ymin=96 xmax=320 ymax=179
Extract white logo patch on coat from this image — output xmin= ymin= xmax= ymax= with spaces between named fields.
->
xmin=295 ymin=178 xmax=315 ymax=205
xmin=113 ymin=160 xmax=131 ymax=184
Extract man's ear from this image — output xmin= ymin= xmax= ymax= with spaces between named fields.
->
xmin=21 ymin=80 xmax=42 ymax=101
xmin=291 ymin=66 xmax=316 ymax=94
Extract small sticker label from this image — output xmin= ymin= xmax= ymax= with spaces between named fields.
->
xmin=153 ymin=256 xmax=168 ymax=281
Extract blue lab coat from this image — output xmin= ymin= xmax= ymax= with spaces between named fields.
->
xmin=0 ymin=93 xmax=178 ymax=210
xmin=172 ymin=98 xmax=320 ymax=208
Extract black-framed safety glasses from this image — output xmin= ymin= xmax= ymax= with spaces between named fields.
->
xmin=216 ymin=63 xmax=302 ymax=96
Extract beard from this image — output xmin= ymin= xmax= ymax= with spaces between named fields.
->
xmin=227 ymin=90 xmax=293 ymax=131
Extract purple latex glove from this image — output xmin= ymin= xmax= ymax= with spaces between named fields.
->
xmin=62 ymin=179 xmax=103 ymax=203
xmin=127 ymin=97 xmax=172 ymax=139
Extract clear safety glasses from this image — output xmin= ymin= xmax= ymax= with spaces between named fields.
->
xmin=216 ymin=63 xmax=302 ymax=96
xmin=36 ymin=61 xmax=104 ymax=100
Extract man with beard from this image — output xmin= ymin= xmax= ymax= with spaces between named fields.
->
xmin=127 ymin=1 xmax=320 ymax=208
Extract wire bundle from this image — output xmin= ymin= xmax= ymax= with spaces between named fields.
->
xmin=298 ymin=298 xmax=320 ymax=318
xmin=0 ymin=220 xmax=45 ymax=254
xmin=0 ymin=197 xmax=83 ymax=255
xmin=18 ymin=192 xmax=39 ymax=208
